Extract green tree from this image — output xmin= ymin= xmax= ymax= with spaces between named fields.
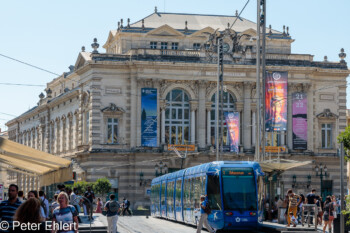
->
xmin=73 ymin=181 xmax=93 ymax=195
xmin=337 ymin=125 xmax=350 ymax=161
xmin=93 ymin=178 xmax=111 ymax=196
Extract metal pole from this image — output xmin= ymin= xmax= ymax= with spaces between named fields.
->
xmin=261 ymin=0 xmax=266 ymax=162
xmin=340 ymin=142 xmax=345 ymax=233
xmin=255 ymin=0 xmax=261 ymax=162
xmin=216 ymin=38 xmax=222 ymax=161
xmin=220 ymin=43 xmax=224 ymax=156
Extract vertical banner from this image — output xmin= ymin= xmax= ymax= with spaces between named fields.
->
xmin=292 ymin=92 xmax=307 ymax=150
xmin=265 ymin=71 xmax=288 ymax=131
xmin=224 ymin=112 xmax=239 ymax=153
xmin=141 ymin=88 xmax=158 ymax=147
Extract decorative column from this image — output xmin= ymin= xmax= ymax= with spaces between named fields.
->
xmin=206 ymin=102 xmax=212 ymax=146
xmin=236 ymin=102 xmax=244 ymax=149
xmin=198 ymin=81 xmax=207 ymax=148
xmin=252 ymin=110 xmax=256 ymax=146
xmin=55 ymin=119 xmax=60 ymax=154
xmin=61 ymin=116 xmax=66 ymax=153
xmin=160 ymin=100 xmax=167 ymax=145
xmin=130 ymin=76 xmax=138 ymax=148
xmin=90 ymin=77 xmax=103 ymax=150
xmin=190 ymin=101 xmax=198 ymax=145
xmin=68 ymin=115 xmax=73 ymax=151
xmin=243 ymin=82 xmax=253 ymax=151
xmin=287 ymin=83 xmax=295 ymax=150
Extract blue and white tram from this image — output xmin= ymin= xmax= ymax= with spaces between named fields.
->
xmin=150 ymin=161 xmax=265 ymax=231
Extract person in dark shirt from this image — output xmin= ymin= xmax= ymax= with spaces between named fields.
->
xmin=84 ymin=186 xmax=95 ymax=218
xmin=0 ymin=184 xmax=21 ymax=232
xmin=305 ymin=189 xmax=316 ymax=224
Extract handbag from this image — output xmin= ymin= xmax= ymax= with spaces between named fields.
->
xmin=329 ymin=204 xmax=334 ymax=221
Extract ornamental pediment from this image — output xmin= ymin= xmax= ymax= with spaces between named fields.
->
xmin=240 ymin=28 xmax=257 ymax=37
xmin=101 ymin=103 xmax=125 ymax=114
xmin=316 ymin=109 xmax=338 ymax=119
xmin=188 ymin=26 xmax=215 ymax=38
xmin=146 ymin=24 xmax=185 ymax=37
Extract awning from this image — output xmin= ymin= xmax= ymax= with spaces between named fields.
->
xmin=260 ymin=158 xmax=311 ymax=173
xmin=0 ymin=137 xmax=72 ymax=186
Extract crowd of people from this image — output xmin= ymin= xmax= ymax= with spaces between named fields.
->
xmin=0 ymin=183 xmax=132 ymax=233
xmin=265 ymin=188 xmax=347 ymax=233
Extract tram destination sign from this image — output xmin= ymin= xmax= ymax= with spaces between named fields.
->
xmin=222 ymin=168 xmax=253 ymax=176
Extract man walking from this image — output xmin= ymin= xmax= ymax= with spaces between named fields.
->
xmin=286 ymin=189 xmax=301 ymax=227
xmin=122 ymin=197 xmax=132 ymax=216
xmin=305 ymin=189 xmax=317 ymax=225
xmin=196 ymin=195 xmax=215 ymax=233
xmin=70 ymin=188 xmax=81 ymax=213
xmin=104 ymin=194 xmax=120 ymax=233
xmin=39 ymin=191 xmax=49 ymax=220
xmin=84 ymin=186 xmax=95 ymax=218
xmin=0 ymin=184 xmax=22 ymax=232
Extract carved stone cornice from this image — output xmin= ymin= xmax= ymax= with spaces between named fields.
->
xmin=205 ymin=102 xmax=213 ymax=111
xmin=243 ymin=81 xmax=255 ymax=89
xmin=236 ymin=102 xmax=244 ymax=111
xmin=189 ymin=101 xmax=198 ymax=111
xmin=199 ymin=80 xmax=208 ymax=89
xmin=316 ymin=109 xmax=338 ymax=119
xmin=101 ymin=103 xmax=125 ymax=114
xmin=159 ymin=99 xmax=167 ymax=111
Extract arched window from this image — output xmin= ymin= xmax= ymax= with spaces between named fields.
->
xmin=165 ymin=89 xmax=190 ymax=144
xmin=210 ymin=91 xmax=236 ymax=146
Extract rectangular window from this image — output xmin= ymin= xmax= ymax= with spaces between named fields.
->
xmin=171 ymin=42 xmax=178 ymax=50
xmin=193 ymin=43 xmax=201 ymax=50
xmin=107 ymin=118 xmax=118 ymax=144
xmin=207 ymin=175 xmax=222 ymax=210
xmin=161 ymin=42 xmax=168 ymax=50
xmin=175 ymin=179 xmax=182 ymax=208
xmin=161 ymin=182 xmax=166 ymax=206
xmin=150 ymin=41 xmax=157 ymax=49
xmin=322 ymin=123 xmax=332 ymax=148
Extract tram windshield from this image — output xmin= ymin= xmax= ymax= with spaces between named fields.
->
xmin=221 ymin=167 xmax=257 ymax=211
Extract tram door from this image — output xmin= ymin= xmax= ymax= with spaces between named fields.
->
xmin=257 ymin=176 xmax=265 ymax=223
xmin=207 ymin=174 xmax=224 ymax=230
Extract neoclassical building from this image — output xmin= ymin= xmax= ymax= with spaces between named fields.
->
xmin=6 ymin=10 xmax=350 ymax=206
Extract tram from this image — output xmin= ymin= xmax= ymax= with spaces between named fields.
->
xmin=150 ymin=161 xmax=264 ymax=231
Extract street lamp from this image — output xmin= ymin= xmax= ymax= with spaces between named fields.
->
xmin=139 ymin=171 xmax=144 ymax=186
xmin=155 ymin=161 xmax=168 ymax=177
xmin=314 ymin=164 xmax=329 ymax=199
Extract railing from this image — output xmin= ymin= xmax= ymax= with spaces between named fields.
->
xmin=127 ymin=48 xmax=200 ymax=57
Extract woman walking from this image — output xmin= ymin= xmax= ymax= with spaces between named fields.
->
xmin=52 ymin=192 xmax=79 ymax=233
xmin=95 ymin=197 xmax=103 ymax=214
xmin=13 ymin=198 xmax=49 ymax=232
xmin=323 ymin=196 xmax=335 ymax=233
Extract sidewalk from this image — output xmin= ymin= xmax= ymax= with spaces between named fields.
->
xmin=262 ymin=221 xmax=326 ymax=233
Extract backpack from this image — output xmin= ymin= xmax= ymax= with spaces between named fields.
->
xmin=204 ymin=202 xmax=211 ymax=214
xmin=125 ymin=200 xmax=130 ymax=207
xmin=109 ymin=201 xmax=120 ymax=213
xmin=41 ymin=198 xmax=48 ymax=216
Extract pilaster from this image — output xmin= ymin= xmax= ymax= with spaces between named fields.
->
xmin=198 ymin=80 xmax=207 ymax=148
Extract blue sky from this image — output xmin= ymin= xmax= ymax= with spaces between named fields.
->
xmin=0 ymin=0 xmax=349 ymax=131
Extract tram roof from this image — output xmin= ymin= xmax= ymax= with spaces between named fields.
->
xmin=151 ymin=161 xmax=262 ymax=184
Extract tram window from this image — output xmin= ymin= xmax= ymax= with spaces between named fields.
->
xmin=175 ymin=179 xmax=182 ymax=207
xmin=184 ymin=179 xmax=191 ymax=209
xmin=167 ymin=181 xmax=174 ymax=208
xmin=207 ymin=175 xmax=222 ymax=210
xmin=190 ymin=178 xmax=195 ymax=208
xmin=221 ymin=168 xmax=257 ymax=211
xmin=194 ymin=177 xmax=201 ymax=208
xmin=161 ymin=183 xmax=166 ymax=206
xmin=201 ymin=176 xmax=206 ymax=194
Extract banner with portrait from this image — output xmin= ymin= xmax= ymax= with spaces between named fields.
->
xmin=141 ymin=88 xmax=157 ymax=147
xmin=292 ymin=92 xmax=307 ymax=150
xmin=265 ymin=71 xmax=288 ymax=131
xmin=224 ymin=112 xmax=239 ymax=153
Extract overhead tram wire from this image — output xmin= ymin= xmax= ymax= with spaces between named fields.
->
xmin=229 ymin=0 xmax=250 ymax=30
xmin=0 ymin=53 xmax=60 ymax=76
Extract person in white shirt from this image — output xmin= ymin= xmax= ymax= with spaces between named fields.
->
xmin=39 ymin=190 xmax=49 ymax=219
xmin=70 ymin=188 xmax=81 ymax=213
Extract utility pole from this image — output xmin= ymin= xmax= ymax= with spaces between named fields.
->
xmin=340 ymin=142 xmax=345 ymax=233
xmin=216 ymin=38 xmax=224 ymax=161
xmin=261 ymin=0 xmax=267 ymax=162
xmin=255 ymin=0 xmax=261 ymax=162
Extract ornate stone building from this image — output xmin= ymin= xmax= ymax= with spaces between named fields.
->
xmin=6 ymin=10 xmax=350 ymax=206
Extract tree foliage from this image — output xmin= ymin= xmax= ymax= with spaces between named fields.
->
xmin=93 ymin=178 xmax=112 ymax=196
xmin=337 ymin=125 xmax=350 ymax=161
xmin=73 ymin=181 xmax=93 ymax=194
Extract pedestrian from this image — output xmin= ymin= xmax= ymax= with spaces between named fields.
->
xmin=305 ymin=189 xmax=317 ymax=225
xmin=84 ymin=186 xmax=95 ymax=218
xmin=13 ymin=198 xmax=49 ymax=233
xmin=289 ymin=212 xmax=297 ymax=227
xmin=52 ymin=192 xmax=79 ymax=233
xmin=70 ymin=188 xmax=80 ymax=213
xmin=55 ymin=185 xmax=66 ymax=195
xmin=322 ymin=196 xmax=334 ymax=233
xmin=39 ymin=191 xmax=49 ymax=220
xmin=104 ymin=194 xmax=120 ymax=233
xmin=0 ymin=184 xmax=22 ymax=232
xmin=286 ymin=189 xmax=300 ymax=227
xmin=196 ymin=195 xmax=215 ymax=233
xmin=95 ymin=197 xmax=103 ymax=214
xmin=315 ymin=195 xmax=323 ymax=225
xmin=297 ymin=194 xmax=305 ymax=224
xmin=51 ymin=194 xmax=60 ymax=215
xmin=122 ymin=197 xmax=132 ymax=216
xmin=17 ymin=191 xmax=25 ymax=203
xmin=27 ymin=190 xmax=46 ymax=221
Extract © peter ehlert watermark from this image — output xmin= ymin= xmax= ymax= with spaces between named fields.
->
xmin=0 ymin=221 xmax=77 ymax=231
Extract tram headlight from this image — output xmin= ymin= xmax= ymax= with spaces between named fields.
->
xmin=249 ymin=212 xmax=256 ymax=216
xmin=225 ymin=212 xmax=233 ymax=216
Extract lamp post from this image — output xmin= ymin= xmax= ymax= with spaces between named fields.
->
xmin=155 ymin=161 xmax=168 ymax=177
xmin=139 ymin=171 xmax=144 ymax=186
xmin=314 ymin=164 xmax=329 ymax=199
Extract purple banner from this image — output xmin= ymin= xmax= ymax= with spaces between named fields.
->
xmin=292 ymin=92 xmax=307 ymax=150
xmin=224 ymin=112 xmax=239 ymax=153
